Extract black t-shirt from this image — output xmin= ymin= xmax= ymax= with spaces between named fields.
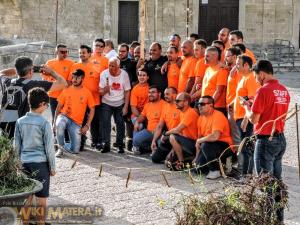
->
xmin=120 ymin=58 xmax=137 ymax=86
xmin=18 ymin=78 xmax=52 ymax=116
xmin=144 ymin=56 xmax=168 ymax=93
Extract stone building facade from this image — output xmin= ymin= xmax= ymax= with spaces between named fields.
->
xmin=0 ymin=0 xmax=299 ymax=49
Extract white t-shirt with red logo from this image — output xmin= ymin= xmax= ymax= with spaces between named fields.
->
xmin=99 ymin=69 xmax=131 ymax=107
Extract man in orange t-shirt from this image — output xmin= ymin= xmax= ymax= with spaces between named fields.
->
xmin=218 ymin=28 xmax=231 ymax=50
xmin=132 ymin=86 xmax=165 ymax=154
xmin=69 ymin=45 xmax=101 ymax=150
xmin=194 ymin=95 xmax=233 ymax=179
xmin=90 ymin=38 xmax=109 ymax=76
xmin=166 ymin=46 xmax=180 ymax=89
xmin=234 ymin=55 xmax=260 ymax=174
xmin=177 ymin=40 xmax=197 ymax=93
xmin=166 ymin=93 xmax=199 ymax=170
xmin=130 ymin=68 xmax=149 ymax=124
xmin=229 ymin=30 xmax=256 ymax=64
xmin=54 ymin=69 xmax=95 ymax=156
xmin=169 ymin=34 xmax=182 ymax=57
xmin=212 ymin=40 xmax=226 ymax=64
xmin=43 ymin=44 xmax=74 ymax=118
xmin=151 ymin=87 xmax=181 ymax=163
xmin=224 ymin=47 xmax=243 ymax=154
xmin=191 ymin=39 xmax=208 ymax=101
xmin=201 ymin=46 xmax=228 ymax=115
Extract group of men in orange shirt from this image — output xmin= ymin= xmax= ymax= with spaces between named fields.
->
xmin=41 ymin=28 xmax=265 ymax=179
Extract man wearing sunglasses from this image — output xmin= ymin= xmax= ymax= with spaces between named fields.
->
xmin=43 ymin=44 xmax=74 ymax=119
xmin=90 ymin=38 xmax=109 ymax=76
xmin=194 ymin=96 xmax=234 ymax=179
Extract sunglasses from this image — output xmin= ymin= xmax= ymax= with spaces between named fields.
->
xmin=197 ymin=102 xmax=210 ymax=107
xmin=60 ymin=50 xmax=68 ymax=54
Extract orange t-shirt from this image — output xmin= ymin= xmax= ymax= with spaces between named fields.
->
xmin=130 ymin=83 xmax=149 ymax=113
xmin=245 ymin=48 xmax=256 ymax=64
xmin=226 ymin=70 xmax=243 ymax=106
xmin=167 ymin=63 xmax=180 ymax=89
xmin=177 ymin=56 xmax=197 ymax=93
xmin=225 ymin=41 xmax=231 ymax=51
xmin=68 ymin=62 xmax=101 ymax=105
xmin=160 ymin=102 xmax=181 ymax=130
xmin=89 ymin=54 xmax=109 ymax=75
xmin=234 ymin=71 xmax=260 ymax=120
xmin=197 ymin=110 xmax=233 ymax=145
xmin=179 ymin=107 xmax=199 ymax=140
xmin=141 ymin=99 xmax=165 ymax=132
xmin=42 ymin=58 xmax=74 ymax=98
xmin=201 ymin=66 xmax=228 ymax=108
xmin=58 ymin=86 xmax=95 ymax=125
xmin=194 ymin=58 xmax=208 ymax=80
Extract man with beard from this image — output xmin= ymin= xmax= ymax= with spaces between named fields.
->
xmin=141 ymin=42 xmax=168 ymax=95
xmin=151 ymin=87 xmax=180 ymax=163
xmin=169 ymin=34 xmax=182 ymax=57
xmin=132 ymin=85 xmax=165 ymax=155
xmin=177 ymin=40 xmax=197 ymax=93
xmin=218 ymin=28 xmax=230 ymax=50
xmin=54 ymin=69 xmax=95 ymax=157
xmin=68 ymin=45 xmax=101 ymax=150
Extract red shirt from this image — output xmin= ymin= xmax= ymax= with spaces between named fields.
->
xmin=251 ymin=80 xmax=290 ymax=135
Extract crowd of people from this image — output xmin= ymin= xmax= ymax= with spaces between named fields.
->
xmin=0 ymin=28 xmax=291 ymax=224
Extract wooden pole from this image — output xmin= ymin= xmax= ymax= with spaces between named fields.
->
xmin=140 ymin=0 xmax=146 ymax=60
xmin=296 ymin=103 xmax=300 ymax=183
xmin=186 ymin=0 xmax=189 ymax=38
xmin=55 ymin=0 xmax=58 ymax=45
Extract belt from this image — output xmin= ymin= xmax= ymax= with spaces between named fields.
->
xmin=256 ymin=132 xmax=283 ymax=139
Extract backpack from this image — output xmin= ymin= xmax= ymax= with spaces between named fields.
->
xmin=0 ymin=78 xmax=29 ymax=122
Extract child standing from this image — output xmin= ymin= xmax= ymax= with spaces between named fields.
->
xmin=14 ymin=87 xmax=56 ymax=225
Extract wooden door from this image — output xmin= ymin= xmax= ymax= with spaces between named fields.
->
xmin=198 ymin=0 xmax=239 ymax=45
xmin=118 ymin=1 xmax=139 ymax=44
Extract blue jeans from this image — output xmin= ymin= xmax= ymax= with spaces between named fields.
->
xmin=133 ymin=129 xmax=153 ymax=150
xmin=56 ymin=115 xmax=81 ymax=153
xmin=254 ymin=133 xmax=286 ymax=222
xmin=101 ymin=103 xmax=125 ymax=146
xmin=254 ymin=134 xmax=286 ymax=179
xmin=236 ymin=118 xmax=254 ymax=174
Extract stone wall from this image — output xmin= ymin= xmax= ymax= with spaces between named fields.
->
xmin=0 ymin=0 xmax=299 ymax=50
xmin=240 ymin=0 xmax=300 ymax=48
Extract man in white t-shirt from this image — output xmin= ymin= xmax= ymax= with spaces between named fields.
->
xmin=104 ymin=39 xmax=118 ymax=59
xmin=99 ymin=57 xmax=131 ymax=153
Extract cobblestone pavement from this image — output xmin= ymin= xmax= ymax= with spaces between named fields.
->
xmin=46 ymin=71 xmax=300 ymax=225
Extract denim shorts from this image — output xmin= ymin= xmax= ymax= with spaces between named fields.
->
xmin=22 ymin=162 xmax=50 ymax=198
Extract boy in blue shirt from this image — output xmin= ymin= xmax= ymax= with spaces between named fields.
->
xmin=14 ymin=87 xmax=56 ymax=225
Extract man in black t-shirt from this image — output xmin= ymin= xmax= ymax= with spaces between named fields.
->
xmin=142 ymin=42 xmax=168 ymax=94
xmin=0 ymin=56 xmax=67 ymax=138
xmin=118 ymin=43 xmax=137 ymax=86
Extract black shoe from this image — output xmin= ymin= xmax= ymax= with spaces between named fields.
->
xmin=126 ymin=140 xmax=133 ymax=151
xmin=96 ymin=143 xmax=103 ymax=151
xmin=113 ymin=142 xmax=125 ymax=148
xmin=118 ymin=147 xmax=125 ymax=154
xmin=91 ymin=142 xmax=97 ymax=148
xmin=101 ymin=144 xmax=110 ymax=153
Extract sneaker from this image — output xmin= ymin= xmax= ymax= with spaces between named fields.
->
xmin=206 ymin=170 xmax=221 ymax=179
xmin=113 ymin=142 xmax=125 ymax=148
xmin=55 ymin=149 xmax=64 ymax=158
xmin=132 ymin=146 xmax=141 ymax=155
xmin=91 ymin=142 xmax=97 ymax=148
xmin=96 ymin=143 xmax=103 ymax=151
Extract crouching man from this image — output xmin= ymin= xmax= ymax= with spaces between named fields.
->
xmin=54 ymin=69 xmax=95 ymax=156
xmin=194 ymin=95 xmax=234 ymax=179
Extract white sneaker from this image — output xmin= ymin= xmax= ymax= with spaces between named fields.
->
xmin=206 ymin=170 xmax=221 ymax=179
xmin=132 ymin=146 xmax=141 ymax=155
xmin=55 ymin=149 xmax=64 ymax=158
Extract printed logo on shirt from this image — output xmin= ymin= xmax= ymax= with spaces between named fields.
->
xmin=273 ymin=90 xmax=289 ymax=104
xmin=111 ymin=82 xmax=121 ymax=90
xmin=63 ymin=66 xmax=67 ymax=71
xmin=80 ymin=96 xmax=85 ymax=104
xmin=90 ymin=71 xmax=94 ymax=77
xmin=155 ymin=64 xmax=161 ymax=71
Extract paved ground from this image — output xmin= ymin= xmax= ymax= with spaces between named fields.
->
xmin=43 ymin=71 xmax=300 ymax=224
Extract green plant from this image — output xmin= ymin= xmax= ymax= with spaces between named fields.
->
xmin=176 ymin=174 xmax=288 ymax=225
xmin=0 ymin=134 xmax=35 ymax=195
